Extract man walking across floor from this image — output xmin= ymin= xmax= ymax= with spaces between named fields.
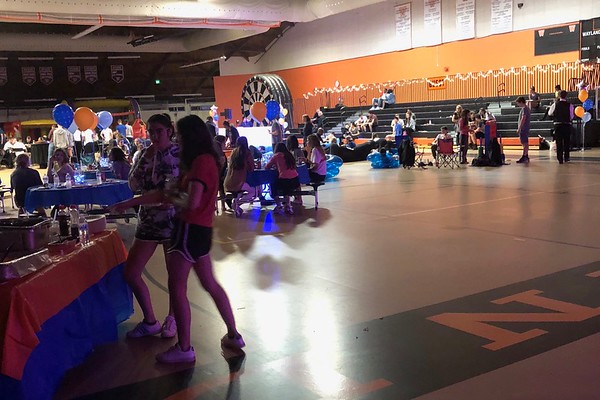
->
xmin=548 ymin=90 xmax=574 ymax=164
xmin=515 ymin=96 xmax=531 ymax=164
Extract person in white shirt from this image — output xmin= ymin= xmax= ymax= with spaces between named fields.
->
xmin=82 ymin=128 xmax=97 ymax=155
xmin=51 ymin=125 xmax=74 ymax=158
xmin=101 ymin=127 xmax=113 ymax=144
xmin=2 ymin=137 xmax=27 ymax=167
xmin=431 ymin=126 xmax=452 ymax=159
xmin=73 ymin=129 xmax=83 ymax=161
xmin=125 ymin=121 xmax=133 ymax=140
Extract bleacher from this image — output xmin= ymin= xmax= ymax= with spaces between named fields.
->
xmin=307 ymin=91 xmax=591 ymax=148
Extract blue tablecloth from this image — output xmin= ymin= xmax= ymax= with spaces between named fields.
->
xmin=0 ymin=263 xmax=132 ymax=400
xmin=246 ymin=164 xmax=310 ymax=187
xmin=83 ymin=170 xmax=115 ymax=180
xmin=24 ymin=180 xmax=133 ymax=212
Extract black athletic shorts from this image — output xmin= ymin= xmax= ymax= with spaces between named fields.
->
xmin=167 ymin=219 xmax=212 ymax=263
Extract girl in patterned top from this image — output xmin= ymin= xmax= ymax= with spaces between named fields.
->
xmin=116 ymin=113 xmax=180 ymax=339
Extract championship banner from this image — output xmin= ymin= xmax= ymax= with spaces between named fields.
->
xmin=39 ymin=66 xmax=53 ymax=85
xmin=423 ymin=0 xmax=441 ymax=45
xmin=0 ymin=67 xmax=7 ymax=86
xmin=456 ymin=0 xmax=475 ymax=40
xmin=84 ymin=65 xmax=98 ymax=84
xmin=111 ymin=64 xmax=124 ymax=83
xmin=21 ymin=66 xmax=36 ymax=86
xmin=395 ymin=3 xmax=412 ymax=50
xmin=491 ymin=0 xmax=512 ymax=35
xmin=67 ymin=66 xmax=82 ymax=84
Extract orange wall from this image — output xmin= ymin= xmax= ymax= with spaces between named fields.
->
xmin=214 ymin=28 xmax=579 ymax=126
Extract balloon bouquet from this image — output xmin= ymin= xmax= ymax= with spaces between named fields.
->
xmin=51 ymin=103 xmax=114 ymax=173
xmin=575 ymin=89 xmax=594 ymax=124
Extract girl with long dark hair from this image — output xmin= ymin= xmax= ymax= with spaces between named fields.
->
xmin=111 ymin=115 xmax=243 ymax=363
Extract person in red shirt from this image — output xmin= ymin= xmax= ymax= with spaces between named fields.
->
xmin=111 ymin=115 xmax=244 ymax=363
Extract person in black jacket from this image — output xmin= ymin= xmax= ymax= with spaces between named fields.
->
xmin=10 ymin=153 xmax=46 ymax=215
xmin=548 ymin=90 xmax=574 ymax=164
xmin=302 ymin=114 xmax=313 ymax=145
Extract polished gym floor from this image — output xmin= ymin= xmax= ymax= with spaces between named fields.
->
xmin=4 ymin=149 xmax=600 ymax=399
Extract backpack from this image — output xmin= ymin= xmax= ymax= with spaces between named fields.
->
xmin=489 ymin=138 xmax=503 ymax=166
xmin=400 ymin=140 xmax=415 ymax=167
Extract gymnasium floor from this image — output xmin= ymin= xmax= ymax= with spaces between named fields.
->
xmin=2 ymin=149 xmax=600 ymax=399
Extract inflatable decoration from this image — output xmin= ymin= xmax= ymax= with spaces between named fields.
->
xmin=266 ymin=100 xmax=280 ymax=121
xmin=325 ymin=154 xmax=343 ymax=180
xmin=574 ymin=106 xmax=585 ymax=119
xmin=578 ymin=90 xmax=588 ymax=103
xmin=367 ymin=151 xmax=400 ymax=169
xmin=52 ymin=104 xmax=74 ymax=128
xmin=583 ymin=98 xmax=594 ymax=111
xmin=327 ymin=154 xmax=344 ymax=168
xmin=282 ymin=108 xmax=289 ymax=116
xmin=582 ymin=112 xmax=592 ymax=123
xmin=97 ymin=111 xmax=113 ymax=130
xmin=250 ymin=102 xmax=267 ymax=123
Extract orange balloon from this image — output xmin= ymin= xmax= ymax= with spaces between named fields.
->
xmin=74 ymin=107 xmax=95 ymax=130
xmin=250 ymin=101 xmax=267 ymax=122
xmin=574 ymin=106 xmax=585 ymax=118
xmin=578 ymin=90 xmax=588 ymax=103
xmin=92 ymin=113 xmax=99 ymax=130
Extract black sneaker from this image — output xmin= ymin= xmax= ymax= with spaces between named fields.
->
xmin=516 ymin=156 xmax=529 ymax=164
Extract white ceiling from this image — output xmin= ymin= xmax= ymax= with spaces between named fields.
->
xmin=0 ymin=0 xmax=386 ymax=52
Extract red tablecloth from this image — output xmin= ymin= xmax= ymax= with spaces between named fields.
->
xmin=0 ymin=230 xmax=127 ymax=380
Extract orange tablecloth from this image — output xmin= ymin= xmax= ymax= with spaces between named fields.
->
xmin=0 ymin=230 xmax=127 ymax=380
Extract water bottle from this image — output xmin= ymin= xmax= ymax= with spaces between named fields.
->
xmin=65 ymin=173 xmax=72 ymax=189
xmin=53 ymin=171 xmax=59 ymax=188
xmin=69 ymin=206 xmax=79 ymax=239
xmin=96 ymin=170 xmax=102 ymax=185
xmin=79 ymin=215 xmax=89 ymax=245
xmin=42 ymin=174 xmax=49 ymax=187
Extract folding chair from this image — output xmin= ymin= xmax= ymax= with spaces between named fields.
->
xmin=436 ymin=139 xmax=459 ymax=169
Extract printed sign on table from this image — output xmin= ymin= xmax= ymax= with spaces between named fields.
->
xmin=423 ymin=0 xmax=441 ymax=45
xmin=395 ymin=3 xmax=412 ymax=50
xmin=456 ymin=0 xmax=475 ymax=40
xmin=22 ymin=67 xmax=36 ymax=86
xmin=111 ymin=65 xmax=124 ymax=83
xmin=491 ymin=0 xmax=512 ymax=34
xmin=84 ymin=65 xmax=98 ymax=84
xmin=67 ymin=66 xmax=82 ymax=84
xmin=39 ymin=66 xmax=53 ymax=85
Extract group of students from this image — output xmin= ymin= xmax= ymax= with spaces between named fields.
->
xmin=224 ymin=133 xmax=327 ymax=215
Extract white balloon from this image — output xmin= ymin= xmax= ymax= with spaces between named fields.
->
xmin=582 ymin=112 xmax=592 ymax=123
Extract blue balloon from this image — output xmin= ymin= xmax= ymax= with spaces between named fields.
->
xmin=583 ymin=99 xmax=594 ymax=111
xmin=52 ymin=104 xmax=74 ymax=128
xmin=369 ymin=151 xmax=400 ymax=168
xmin=97 ymin=110 xmax=113 ymax=130
xmin=67 ymin=120 xmax=78 ymax=134
xmin=326 ymin=154 xmax=344 ymax=167
xmin=266 ymin=100 xmax=280 ymax=121
xmin=326 ymin=165 xmax=339 ymax=180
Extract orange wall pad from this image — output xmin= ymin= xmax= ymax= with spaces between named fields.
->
xmin=214 ymin=27 xmax=579 ymax=125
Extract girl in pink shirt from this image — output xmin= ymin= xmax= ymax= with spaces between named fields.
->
xmin=265 ymin=143 xmax=299 ymax=214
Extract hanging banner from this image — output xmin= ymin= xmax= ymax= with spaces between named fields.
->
xmin=67 ymin=66 xmax=82 ymax=84
xmin=111 ymin=64 xmax=124 ymax=83
xmin=456 ymin=0 xmax=475 ymax=40
xmin=21 ymin=66 xmax=36 ymax=86
xmin=395 ymin=3 xmax=412 ymax=50
xmin=0 ymin=67 xmax=7 ymax=86
xmin=84 ymin=65 xmax=98 ymax=84
xmin=39 ymin=66 xmax=53 ymax=85
xmin=491 ymin=0 xmax=512 ymax=35
xmin=423 ymin=0 xmax=442 ymax=45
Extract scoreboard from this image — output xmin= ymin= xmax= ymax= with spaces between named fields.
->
xmin=580 ymin=18 xmax=600 ymax=62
